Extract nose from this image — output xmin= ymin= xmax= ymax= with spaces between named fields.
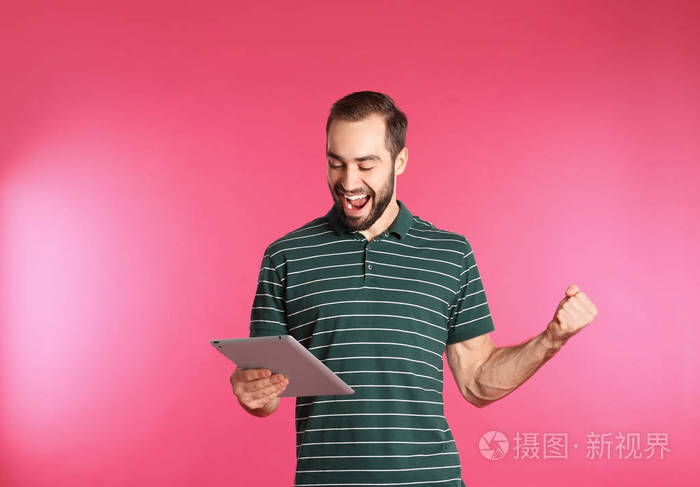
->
xmin=339 ymin=165 xmax=363 ymax=193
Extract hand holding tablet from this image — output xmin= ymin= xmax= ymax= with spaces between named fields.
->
xmin=210 ymin=335 xmax=354 ymax=398
xmin=230 ymin=366 xmax=290 ymax=413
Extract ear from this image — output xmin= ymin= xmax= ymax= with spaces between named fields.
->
xmin=395 ymin=147 xmax=408 ymax=176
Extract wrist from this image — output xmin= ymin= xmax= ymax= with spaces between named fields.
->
xmin=543 ymin=322 xmax=568 ymax=355
xmin=239 ymin=396 xmax=277 ymax=417
xmin=245 ymin=406 xmax=271 ymax=418
xmin=261 ymin=396 xmax=280 ymax=415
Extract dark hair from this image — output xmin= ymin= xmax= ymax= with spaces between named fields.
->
xmin=325 ymin=91 xmax=408 ymax=163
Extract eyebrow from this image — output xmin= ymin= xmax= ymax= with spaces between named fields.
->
xmin=326 ymin=151 xmax=381 ymax=163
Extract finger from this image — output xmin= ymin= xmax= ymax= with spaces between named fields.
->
xmin=567 ymin=296 xmax=593 ymax=323
xmin=244 ymin=378 xmax=289 ymax=404
xmin=231 ymin=368 xmax=270 ymax=388
xmin=243 ymin=368 xmax=272 ymax=382
xmin=553 ymin=296 xmax=567 ymax=321
xmin=576 ymin=292 xmax=599 ymax=316
xmin=563 ymin=298 xmax=586 ymax=323
xmin=237 ymin=376 xmax=275 ymax=403
xmin=556 ymin=307 xmax=572 ymax=327
xmin=247 ymin=385 xmax=287 ymax=410
xmin=565 ymin=284 xmax=580 ymax=298
xmin=242 ymin=373 xmax=287 ymax=393
xmin=240 ymin=378 xmax=267 ymax=393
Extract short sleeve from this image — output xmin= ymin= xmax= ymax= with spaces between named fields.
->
xmin=446 ymin=238 xmax=495 ymax=344
xmin=248 ymin=247 xmax=289 ymax=337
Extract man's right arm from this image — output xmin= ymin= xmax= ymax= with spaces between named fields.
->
xmin=235 ymin=247 xmax=290 ymax=417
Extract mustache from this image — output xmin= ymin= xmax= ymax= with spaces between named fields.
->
xmin=335 ymin=186 xmax=374 ymax=197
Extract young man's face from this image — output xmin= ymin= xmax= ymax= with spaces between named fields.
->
xmin=326 ymin=113 xmax=398 ymax=232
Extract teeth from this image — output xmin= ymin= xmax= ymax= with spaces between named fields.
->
xmin=343 ymin=193 xmax=369 ymax=210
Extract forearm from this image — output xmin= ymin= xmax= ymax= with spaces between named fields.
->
xmin=239 ymin=396 xmax=281 ymax=417
xmin=471 ymin=323 xmax=566 ymax=406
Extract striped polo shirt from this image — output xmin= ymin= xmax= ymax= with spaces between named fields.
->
xmin=248 ymin=199 xmax=495 ymax=487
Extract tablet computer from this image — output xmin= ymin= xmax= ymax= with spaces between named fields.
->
xmin=210 ymin=335 xmax=354 ymax=397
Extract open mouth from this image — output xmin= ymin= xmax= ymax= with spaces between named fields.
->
xmin=341 ymin=193 xmax=371 ymax=213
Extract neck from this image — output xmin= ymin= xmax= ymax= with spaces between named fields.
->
xmin=360 ymin=198 xmax=400 ymax=242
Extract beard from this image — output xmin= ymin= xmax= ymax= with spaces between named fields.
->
xmin=330 ymin=164 xmax=395 ymax=232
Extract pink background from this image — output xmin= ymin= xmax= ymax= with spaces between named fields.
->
xmin=2 ymin=1 xmax=698 ymax=485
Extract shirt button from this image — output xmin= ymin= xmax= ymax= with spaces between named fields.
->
xmin=367 ymin=264 xmax=373 ymax=270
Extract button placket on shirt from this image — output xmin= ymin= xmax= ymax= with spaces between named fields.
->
xmin=352 ymin=232 xmax=369 ymax=284
xmin=364 ymin=231 xmax=390 ymax=283
xmin=366 ymin=238 xmax=373 ymax=271
xmin=363 ymin=235 xmax=371 ymax=283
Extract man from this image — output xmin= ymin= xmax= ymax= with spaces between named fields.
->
xmin=230 ymin=91 xmax=598 ymax=486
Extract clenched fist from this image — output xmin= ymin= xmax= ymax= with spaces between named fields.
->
xmin=546 ymin=284 xmax=599 ymax=345
xmin=231 ymin=367 xmax=289 ymax=416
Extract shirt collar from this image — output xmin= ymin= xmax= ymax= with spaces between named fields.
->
xmin=325 ymin=199 xmax=413 ymax=239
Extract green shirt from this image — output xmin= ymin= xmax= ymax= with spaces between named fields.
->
xmin=249 ymin=199 xmax=495 ymax=486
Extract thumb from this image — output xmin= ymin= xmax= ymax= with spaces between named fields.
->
xmin=565 ymin=284 xmax=580 ymax=298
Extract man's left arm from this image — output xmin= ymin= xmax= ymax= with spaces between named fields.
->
xmin=447 ymin=284 xmax=599 ymax=408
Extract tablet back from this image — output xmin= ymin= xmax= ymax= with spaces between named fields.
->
xmin=210 ymin=335 xmax=354 ymax=397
